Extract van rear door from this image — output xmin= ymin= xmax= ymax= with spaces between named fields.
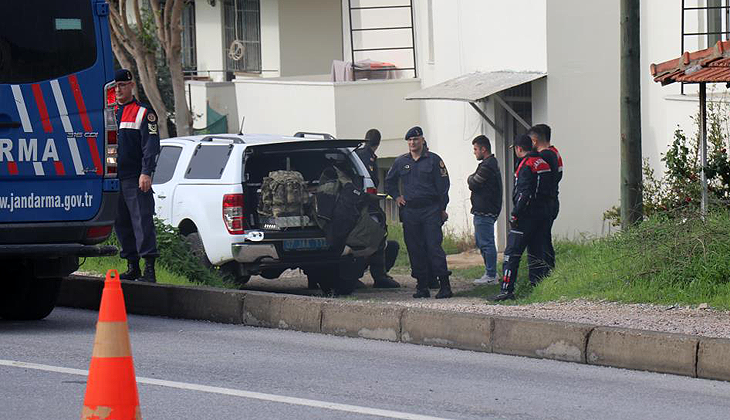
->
xmin=0 ymin=0 xmax=110 ymax=223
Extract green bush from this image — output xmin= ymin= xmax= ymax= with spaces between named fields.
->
xmin=606 ymin=99 xmax=730 ymax=226
xmin=531 ymin=207 xmax=730 ymax=309
xmin=104 ymin=219 xmax=231 ymax=287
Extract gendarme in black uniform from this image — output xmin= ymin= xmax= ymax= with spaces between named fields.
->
xmin=496 ymin=136 xmax=552 ymax=299
xmin=113 ymin=69 xmax=160 ymax=282
xmin=384 ymin=126 xmax=452 ymax=298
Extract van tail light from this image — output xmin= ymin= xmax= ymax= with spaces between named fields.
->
xmin=86 ymin=224 xmax=114 ymax=242
xmin=104 ymin=82 xmax=117 ymax=177
xmin=223 ymin=193 xmax=246 ymax=234
xmin=366 ymin=187 xmax=378 ymax=195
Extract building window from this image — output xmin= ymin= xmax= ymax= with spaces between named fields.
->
xmin=223 ymin=0 xmax=261 ymax=77
xmin=427 ymin=0 xmax=435 ymax=64
xmin=182 ymin=1 xmax=196 ymax=71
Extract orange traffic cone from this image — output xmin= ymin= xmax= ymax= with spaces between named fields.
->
xmin=81 ymin=269 xmax=142 ymax=420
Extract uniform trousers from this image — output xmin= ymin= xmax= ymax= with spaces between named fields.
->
xmin=400 ymin=204 xmax=449 ymax=281
xmin=115 ymin=177 xmax=158 ymax=260
xmin=501 ymin=214 xmax=551 ymax=293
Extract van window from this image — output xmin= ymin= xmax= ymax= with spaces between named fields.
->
xmin=185 ymin=145 xmax=232 ymax=179
xmin=0 ymin=1 xmax=97 ymax=84
xmin=153 ymin=146 xmax=183 ymax=185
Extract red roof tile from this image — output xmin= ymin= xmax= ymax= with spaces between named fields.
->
xmin=651 ymin=40 xmax=730 ymax=85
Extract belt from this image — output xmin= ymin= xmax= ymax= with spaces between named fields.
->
xmin=406 ymin=198 xmax=437 ymax=209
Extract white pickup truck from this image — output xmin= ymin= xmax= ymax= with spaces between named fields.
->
xmin=151 ymin=133 xmax=377 ymax=293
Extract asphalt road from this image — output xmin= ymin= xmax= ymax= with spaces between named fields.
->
xmin=2 ymin=308 xmax=730 ymax=420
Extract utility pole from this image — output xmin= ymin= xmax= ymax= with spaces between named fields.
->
xmin=620 ymin=0 xmax=643 ymax=229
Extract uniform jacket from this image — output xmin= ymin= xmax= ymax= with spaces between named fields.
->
xmin=512 ymin=151 xmax=552 ymax=220
xmin=384 ymin=150 xmax=450 ymax=211
xmin=356 ymin=145 xmax=379 ymax=187
xmin=115 ymin=98 xmax=160 ymax=180
xmin=467 ymin=154 xmax=502 ymax=217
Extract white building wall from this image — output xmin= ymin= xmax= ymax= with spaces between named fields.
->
xmin=278 ymin=0 xmax=343 ymax=77
xmin=194 ymin=0 xmax=225 ymax=82
xmin=545 ymin=0 xmax=620 ymax=238
xmin=260 ymin=0 xmax=282 ymax=77
xmin=234 ymin=77 xmax=338 ymax=135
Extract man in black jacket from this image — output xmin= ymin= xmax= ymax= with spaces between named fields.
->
xmin=355 ymin=128 xmax=400 ymax=288
xmin=468 ymin=135 xmax=502 ymax=285
xmin=528 ymin=124 xmax=563 ymax=272
xmin=491 ymin=134 xmax=552 ymax=301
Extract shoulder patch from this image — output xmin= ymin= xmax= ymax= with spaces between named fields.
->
xmin=147 ymin=112 xmax=157 ymax=123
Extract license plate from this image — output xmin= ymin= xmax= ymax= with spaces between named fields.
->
xmin=282 ymin=238 xmax=329 ymax=251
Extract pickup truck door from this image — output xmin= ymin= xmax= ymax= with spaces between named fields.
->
xmin=152 ymin=144 xmax=184 ymax=222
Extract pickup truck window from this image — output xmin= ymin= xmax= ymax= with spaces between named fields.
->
xmin=153 ymin=146 xmax=183 ymax=185
xmin=185 ymin=144 xmax=232 ymax=179
xmin=0 ymin=1 xmax=97 ymax=83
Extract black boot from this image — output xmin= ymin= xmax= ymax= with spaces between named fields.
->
xmin=435 ymin=275 xmax=453 ymax=299
xmin=138 ymin=258 xmax=156 ymax=283
xmin=428 ymin=277 xmax=440 ymax=289
xmin=412 ymin=278 xmax=430 ymax=298
xmin=119 ymin=259 xmax=141 ymax=280
xmin=373 ymin=273 xmax=401 ymax=288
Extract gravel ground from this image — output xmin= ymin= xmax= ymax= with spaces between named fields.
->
xmin=76 ymin=255 xmax=730 ymax=339
xmin=242 ymin=269 xmax=730 ymax=339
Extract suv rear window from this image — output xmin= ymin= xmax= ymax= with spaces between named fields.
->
xmin=0 ymin=1 xmax=97 ymax=84
xmin=185 ymin=144 xmax=232 ymax=179
xmin=153 ymin=146 xmax=183 ymax=185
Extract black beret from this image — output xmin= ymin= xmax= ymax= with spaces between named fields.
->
xmin=405 ymin=126 xmax=423 ymax=139
xmin=114 ymin=69 xmax=133 ymax=82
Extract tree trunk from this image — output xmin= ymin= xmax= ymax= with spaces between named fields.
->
xmin=620 ymin=0 xmax=643 ymax=229
xmin=150 ymin=0 xmax=192 ymax=136
xmin=108 ymin=0 xmax=170 ymax=139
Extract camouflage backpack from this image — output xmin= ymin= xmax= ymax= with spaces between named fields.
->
xmin=258 ymin=170 xmax=309 ymax=217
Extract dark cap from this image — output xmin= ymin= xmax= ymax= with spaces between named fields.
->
xmin=512 ymin=134 xmax=533 ymax=151
xmin=405 ymin=126 xmax=423 ymax=139
xmin=114 ymin=69 xmax=133 ymax=83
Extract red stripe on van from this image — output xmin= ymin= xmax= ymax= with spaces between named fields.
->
xmin=68 ymin=75 xmax=92 ymax=131
xmin=32 ymin=84 xmax=53 ymax=133
xmin=7 ymin=162 xmax=18 ymax=175
xmin=87 ymin=138 xmax=103 ymax=175
xmin=70 ymin=75 xmax=102 ymax=175
xmin=54 ymin=161 xmax=66 ymax=176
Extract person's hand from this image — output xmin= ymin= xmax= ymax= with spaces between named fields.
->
xmin=509 ymin=214 xmax=518 ymax=229
xmin=139 ymin=174 xmax=152 ymax=192
xmin=396 ymin=196 xmax=406 ymax=207
xmin=441 ymin=211 xmax=448 ymax=222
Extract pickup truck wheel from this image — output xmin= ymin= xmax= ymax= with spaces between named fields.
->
xmin=184 ymin=232 xmax=212 ymax=269
xmin=220 ymin=262 xmax=251 ymax=287
xmin=0 ymin=276 xmax=61 ymax=321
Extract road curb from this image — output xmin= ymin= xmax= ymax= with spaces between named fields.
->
xmin=697 ymin=337 xmax=730 ymax=381
xmin=60 ymin=276 xmax=727 ymax=382
xmin=493 ymin=316 xmax=593 ymax=363
xmin=586 ymin=327 xmax=699 ymax=377
xmin=401 ymin=308 xmax=492 ymax=352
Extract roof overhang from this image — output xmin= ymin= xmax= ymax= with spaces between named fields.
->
xmin=405 ymin=71 xmax=546 ymax=102
xmin=651 ymin=40 xmax=730 ymax=85
xmin=405 ymin=71 xmax=546 ymax=134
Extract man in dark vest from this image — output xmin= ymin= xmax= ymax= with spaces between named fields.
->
xmin=356 ymin=128 xmax=400 ymax=288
